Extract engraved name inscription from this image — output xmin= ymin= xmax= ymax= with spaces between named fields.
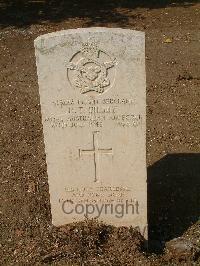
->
xmin=44 ymin=97 xmax=142 ymax=129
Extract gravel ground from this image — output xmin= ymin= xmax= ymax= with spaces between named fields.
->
xmin=0 ymin=1 xmax=200 ymax=265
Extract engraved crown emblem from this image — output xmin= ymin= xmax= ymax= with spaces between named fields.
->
xmin=80 ymin=41 xmax=99 ymax=58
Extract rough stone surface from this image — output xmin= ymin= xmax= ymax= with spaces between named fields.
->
xmin=34 ymin=28 xmax=147 ymax=236
xmin=165 ymin=237 xmax=200 ymax=262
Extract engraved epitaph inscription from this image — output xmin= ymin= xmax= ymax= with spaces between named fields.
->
xmin=35 ymin=28 xmax=147 ymax=238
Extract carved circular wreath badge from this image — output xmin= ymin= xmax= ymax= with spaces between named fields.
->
xmin=66 ymin=40 xmax=117 ymax=95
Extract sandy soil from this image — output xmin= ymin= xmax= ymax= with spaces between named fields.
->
xmin=0 ymin=1 xmax=200 ymax=265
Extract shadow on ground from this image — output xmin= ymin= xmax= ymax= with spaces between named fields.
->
xmin=0 ymin=0 xmax=198 ymax=28
xmin=148 ymin=153 xmax=200 ymax=252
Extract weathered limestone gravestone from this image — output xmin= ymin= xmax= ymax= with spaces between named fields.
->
xmin=35 ymin=28 xmax=147 ymax=238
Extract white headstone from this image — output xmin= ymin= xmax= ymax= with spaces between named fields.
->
xmin=35 ymin=28 xmax=147 ymax=238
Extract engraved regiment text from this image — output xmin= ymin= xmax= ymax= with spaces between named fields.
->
xmin=44 ymin=98 xmax=142 ymax=129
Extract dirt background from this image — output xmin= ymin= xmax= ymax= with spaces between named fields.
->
xmin=0 ymin=0 xmax=200 ymax=265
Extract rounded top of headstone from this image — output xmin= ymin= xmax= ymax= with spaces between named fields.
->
xmin=34 ymin=27 xmax=145 ymax=47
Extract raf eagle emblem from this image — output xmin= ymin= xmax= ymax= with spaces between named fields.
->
xmin=66 ymin=40 xmax=117 ymax=95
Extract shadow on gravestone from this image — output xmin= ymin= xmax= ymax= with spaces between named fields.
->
xmin=147 ymin=153 xmax=200 ymax=252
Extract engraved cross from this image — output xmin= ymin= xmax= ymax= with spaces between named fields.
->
xmin=79 ymin=131 xmax=113 ymax=182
